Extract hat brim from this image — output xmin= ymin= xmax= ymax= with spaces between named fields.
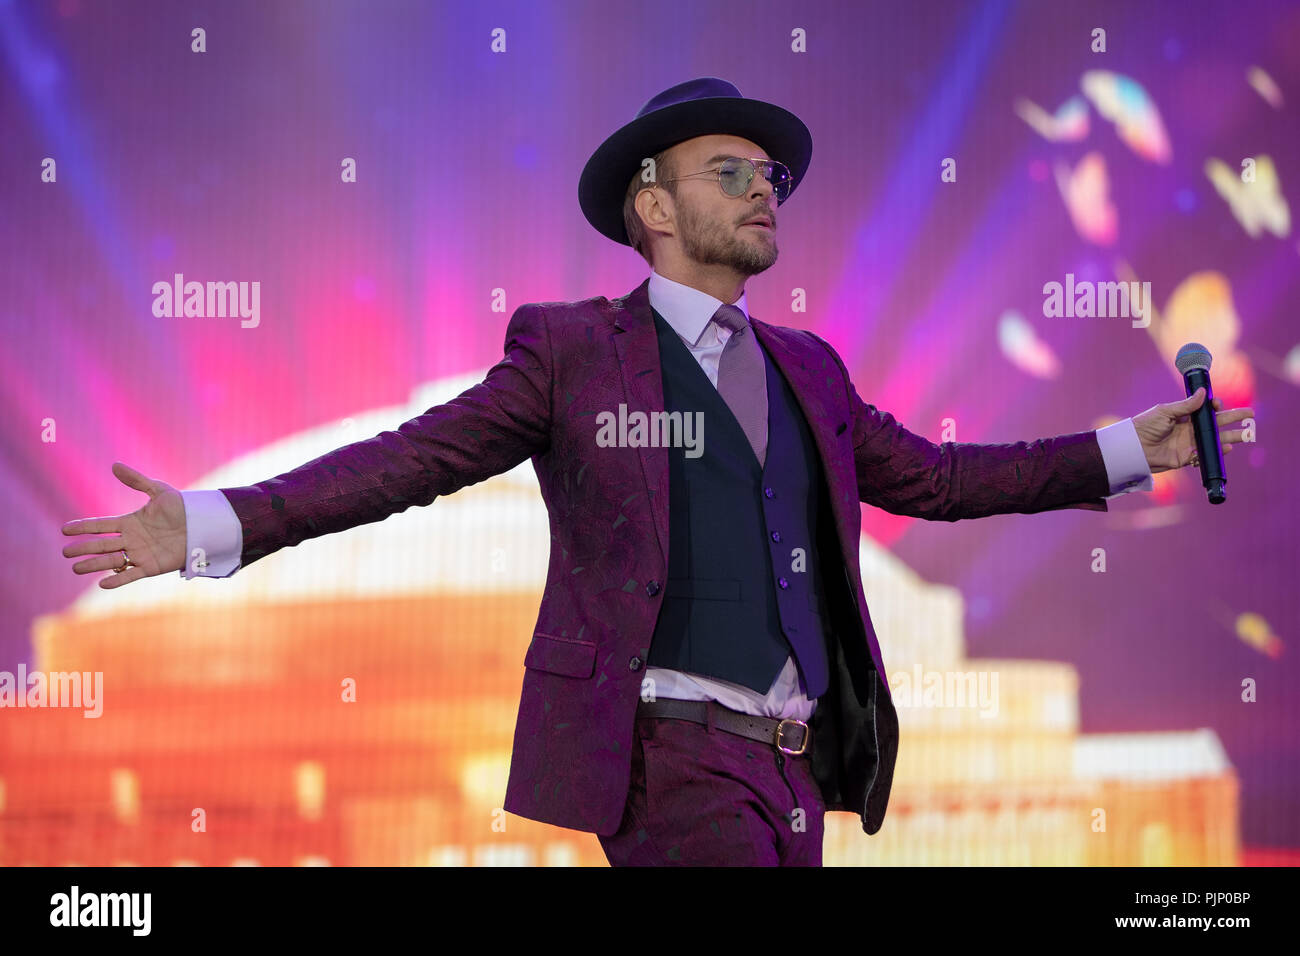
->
xmin=579 ymin=96 xmax=812 ymax=246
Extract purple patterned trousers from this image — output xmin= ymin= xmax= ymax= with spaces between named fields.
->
xmin=598 ymin=701 xmax=826 ymax=866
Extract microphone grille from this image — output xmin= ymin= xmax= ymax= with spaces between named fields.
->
xmin=1175 ymin=342 xmax=1212 ymax=374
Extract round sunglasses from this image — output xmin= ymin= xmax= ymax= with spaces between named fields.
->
xmin=660 ymin=156 xmax=792 ymax=204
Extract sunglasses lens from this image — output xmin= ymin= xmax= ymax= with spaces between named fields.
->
xmin=766 ymin=164 xmax=792 ymax=203
xmin=717 ymin=158 xmax=750 ymax=196
xmin=716 ymin=158 xmax=792 ymax=201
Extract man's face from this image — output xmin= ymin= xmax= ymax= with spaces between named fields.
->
xmin=663 ymin=134 xmax=779 ymax=275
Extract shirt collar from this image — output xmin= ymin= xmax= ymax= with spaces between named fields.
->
xmin=647 ymin=268 xmax=750 ymax=347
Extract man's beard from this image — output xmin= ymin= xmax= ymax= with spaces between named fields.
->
xmin=676 ymin=194 xmax=778 ymax=275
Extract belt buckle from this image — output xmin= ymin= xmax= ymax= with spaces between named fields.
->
xmin=775 ymin=717 xmax=809 ymax=756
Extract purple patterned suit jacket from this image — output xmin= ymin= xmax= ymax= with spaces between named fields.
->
xmin=218 ymin=277 xmax=1111 ymax=836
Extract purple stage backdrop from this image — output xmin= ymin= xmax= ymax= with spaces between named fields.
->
xmin=3 ymin=0 xmax=1298 ymax=854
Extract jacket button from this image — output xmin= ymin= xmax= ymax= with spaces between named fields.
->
xmin=764 ymin=487 xmax=775 ymax=498
xmin=628 ymin=656 xmax=643 ymax=671
xmin=645 ymin=580 xmax=660 ymax=597
xmin=778 ymin=577 xmax=789 ymax=589
xmin=771 ymin=531 xmax=781 ymax=542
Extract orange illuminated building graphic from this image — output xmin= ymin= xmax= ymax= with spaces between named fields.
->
xmin=1 ymin=377 xmax=1239 ymax=865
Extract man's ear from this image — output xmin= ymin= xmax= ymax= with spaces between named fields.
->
xmin=635 ymin=186 xmax=674 ymax=240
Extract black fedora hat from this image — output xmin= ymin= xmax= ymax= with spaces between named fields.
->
xmin=578 ymin=77 xmax=813 ymax=246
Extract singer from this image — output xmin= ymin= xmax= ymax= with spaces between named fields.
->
xmin=60 ymin=78 xmax=1256 ymax=867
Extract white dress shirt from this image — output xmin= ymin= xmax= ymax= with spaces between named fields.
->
xmin=180 ymin=268 xmax=1155 ymax=723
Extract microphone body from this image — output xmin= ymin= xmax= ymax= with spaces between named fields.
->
xmin=1176 ymin=344 xmax=1227 ymax=504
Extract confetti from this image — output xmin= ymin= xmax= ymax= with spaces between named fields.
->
xmin=1205 ymin=155 xmax=1291 ymax=238
xmin=1054 ymin=152 xmax=1118 ymax=245
xmin=1236 ymin=612 xmax=1284 ymax=659
xmin=1080 ymin=70 xmax=1173 ymax=164
xmin=998 ymin=310 xmax=1062 ymax=378
xmin=1014 ymin=95 xmax=1089 ymax=142
xmin=1284 ymin=344 xmax=1300 ymax=384
xmin=1114 ymin=263 xmax=1257 ymax=409
xmin=1160 ymin=272 xmax=1256 ymax=409
xmin=1246 ymin=66 xmax=1284 ymax=109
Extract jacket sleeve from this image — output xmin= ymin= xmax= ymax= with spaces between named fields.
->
xmin=808 ymin=331 xmax=1109 ymax=520
xmin=219 ymin=302 xmax=554 ymax=568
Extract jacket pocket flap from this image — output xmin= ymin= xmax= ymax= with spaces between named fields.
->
xmin=524 ymin=632 xmax=597 ymax=678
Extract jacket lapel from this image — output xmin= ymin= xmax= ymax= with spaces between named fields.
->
xmin=749 ymin=318 xmax=841 ymax=477
xmin=750 ymin=318 xmax=858 ymax=562
xmin=611 ymin=279 xmax=671 ymax=566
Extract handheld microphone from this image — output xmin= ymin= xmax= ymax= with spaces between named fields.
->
xmin=1174 ymin=342 xmax=1226 ymax=504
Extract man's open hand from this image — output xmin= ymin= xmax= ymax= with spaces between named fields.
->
xmin=61 ymin=462 xmax=187 ymax=588
xmin=1133 ymin=387 xmax=1255 ymax=474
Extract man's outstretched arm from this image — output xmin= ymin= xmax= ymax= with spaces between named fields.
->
xmin=809 ymin=331 xmax=1253 ymax=520
xmin=62 ymin=303 xmax=554 ymax=586
xmin=217 ymin=303 xmax=553 ymax=569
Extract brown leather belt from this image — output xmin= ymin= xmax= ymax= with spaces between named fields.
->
xmin=636 ymin=697 xmax=814 ymax=757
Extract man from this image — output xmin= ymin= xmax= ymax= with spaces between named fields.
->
xmin=61 ymin=78 xmax=1254 ymax=866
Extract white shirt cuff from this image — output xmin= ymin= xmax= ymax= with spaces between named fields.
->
xmin=179 ymin=489 xmax=243 ymax=578
xmin=1096 ymin=418 xmax=1154 ymax=498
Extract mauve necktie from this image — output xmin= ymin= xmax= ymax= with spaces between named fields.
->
xmin=711 ymin=303 xmax=767 ymax=468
